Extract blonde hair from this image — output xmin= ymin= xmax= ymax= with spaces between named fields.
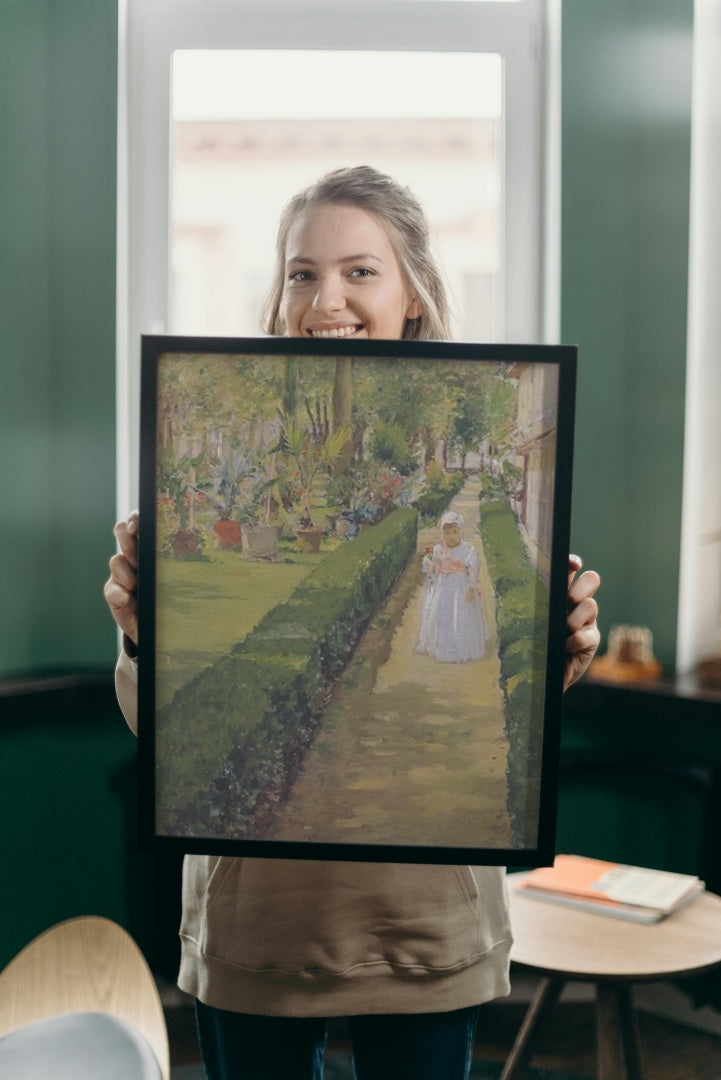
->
xmin=262 ymin=165 xmax=453 ymax=341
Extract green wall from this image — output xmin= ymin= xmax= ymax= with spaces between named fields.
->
xmin=0 ymin=683 xmax=183 ymax=973
xmin=0 ymin=1 xmax=694 ymax=677
xmin=0 ymin=0 xmax=118 ymax=675
xmin=562 ymin=0 xmax=693 ymax=670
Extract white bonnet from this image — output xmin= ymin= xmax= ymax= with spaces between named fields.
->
xmin=441 ymin=511 xmax=463 ymax=528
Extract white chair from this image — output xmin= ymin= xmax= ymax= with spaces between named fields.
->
xmin=0 ymin=915 xmax=170 ymax=1079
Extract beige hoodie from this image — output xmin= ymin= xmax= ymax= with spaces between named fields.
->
xmin=116 ymin=650 xmax=512 ymax=1016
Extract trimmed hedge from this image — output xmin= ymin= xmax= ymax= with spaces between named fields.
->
xmin=156 ymin=508 xmax=419 ymax=838
xmin=412 ymin=472 xmax=465 ymax=522
xmin=479 ymin=498 xmax=549 ymax=846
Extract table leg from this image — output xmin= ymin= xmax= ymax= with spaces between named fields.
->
xmin=596 ymin=982 xmax=643 ymax=1080
xmin=499 ymin=976 xmax=565 ymax=1080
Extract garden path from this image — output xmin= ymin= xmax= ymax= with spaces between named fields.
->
xmin=266 ymin=476 xmax=513 ymax=851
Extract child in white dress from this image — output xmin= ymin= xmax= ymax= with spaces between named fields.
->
xmin=417 ymin=511 xmax=486 ymax=662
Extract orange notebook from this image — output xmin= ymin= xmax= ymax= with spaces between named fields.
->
xmin=516 ymin=855 xmax=704 ymax=923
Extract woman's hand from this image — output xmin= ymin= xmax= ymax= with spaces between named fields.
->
xmin=104 ymin=510 xmax=139 ymax=647
xmin=564 ymin=554 xmax=601 ymax=691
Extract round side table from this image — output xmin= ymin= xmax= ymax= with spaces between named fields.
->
xmin=502 ymin=872 xmax=721 ymax=1080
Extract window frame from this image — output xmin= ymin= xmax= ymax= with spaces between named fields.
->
xmin=117 ymin=0 xmax=557 ymax=511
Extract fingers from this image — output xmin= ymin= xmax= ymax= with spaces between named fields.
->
xmin=103 ymin=574 xmax=138 ymax=644
xmin=567 ymin=553 xmax=583 ymax=589
xmin=566 ymin=622 xmax=601 ymax=658
xmin=567 ymin=563 xmax=601 ymax=640
xmin=564 ymin=558 xmax=601 ymax=690
xmin=566 ymin=589 xmax=600 ymax=636
xmin=107 ymin=550 xmax=137 ymax=592
xmin=568 ymin=567 xmax=601 ymax=610
xmin=113 ymin=510 xmax=139 ymax=568
xmin=105 ymin=511 xmax=140 ymax=645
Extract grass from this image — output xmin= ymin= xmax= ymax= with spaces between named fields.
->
xmin=154 ymin=539 xmax=338 ymax=708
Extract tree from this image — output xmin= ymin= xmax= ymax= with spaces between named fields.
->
xmin=332 ymin=356 xmax=354 ymax=472
xmin=280 ymin=416 xmax=351 ymax=526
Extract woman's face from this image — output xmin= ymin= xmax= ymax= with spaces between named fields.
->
xmin=281 ymin=203 xmax=421 ymax=340
xmin=442 ymin=523 xmax=461 ymax=548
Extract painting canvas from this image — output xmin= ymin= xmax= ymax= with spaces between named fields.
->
xmin=138 ymin=336 xmax=576 ymax=865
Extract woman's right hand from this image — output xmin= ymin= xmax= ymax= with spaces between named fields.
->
xmin=104 ymin=510 xmax=139 ymax=646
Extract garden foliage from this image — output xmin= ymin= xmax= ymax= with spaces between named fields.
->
xmin=156 ymin=508 xmax=419 ymax=838
xmin=412 ymin=469 xmax=465 ymax=522
xmin=479 ymin=497 xmax=549 ymax=846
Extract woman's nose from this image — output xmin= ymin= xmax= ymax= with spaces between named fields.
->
xmin=312 ymin=274 xmax=345 ymax=314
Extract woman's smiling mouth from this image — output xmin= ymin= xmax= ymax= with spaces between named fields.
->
xmin=307 ymin=324 xmax=364 ymax=338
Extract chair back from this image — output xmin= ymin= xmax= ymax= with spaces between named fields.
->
xmin=0 ymin=915 xmax=169 ymax=1079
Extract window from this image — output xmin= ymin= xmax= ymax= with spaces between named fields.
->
xmin=118 ymin=0 xmax=556 ymax=510
xmin=169 ymin=49 xmax=503 ymax=340
xmin=677 ymin=2 xmax=721 ymax=675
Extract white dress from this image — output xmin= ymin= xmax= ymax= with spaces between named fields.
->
xmin=417 ymin=539 xmax=486 ymax=662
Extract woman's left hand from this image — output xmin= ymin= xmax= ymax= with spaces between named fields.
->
xmin=564 ymin=554 xmax=601 ymax=691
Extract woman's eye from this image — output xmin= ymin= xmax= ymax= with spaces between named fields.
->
xmin=288 ymin=269 xmax=313 ymax=283
xmin=349 ymin=267 xmax=375 ymax=279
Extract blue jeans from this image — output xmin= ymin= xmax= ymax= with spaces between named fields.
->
xmin=195 ymin=1000 xmax=481 ymax=1080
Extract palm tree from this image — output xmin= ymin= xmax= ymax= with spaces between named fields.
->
xmin=281 ymin=415 xmax=351 ymax=526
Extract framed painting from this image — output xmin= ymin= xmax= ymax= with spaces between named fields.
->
xmin=137 ymin=336 xmax=576 ymax=865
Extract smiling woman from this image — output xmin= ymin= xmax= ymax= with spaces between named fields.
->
xmin=262 ymin=167 xmax=452 ymax=342
xmin=282 ymin=205 xmax=420 ymax=340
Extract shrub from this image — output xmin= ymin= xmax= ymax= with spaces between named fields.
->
xmin=155 ymin=508 xmax=419 ymax=838
xmin=413 ymin=472 xmax=464 ymax=522
xmin=479 ymin=497 xmax=549 ymax=847
xmin=367 ymin=421 xmax=417 ymax=476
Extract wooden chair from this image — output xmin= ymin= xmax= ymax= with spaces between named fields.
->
xmin=0 ymin=915 xmax=169 ymax=1079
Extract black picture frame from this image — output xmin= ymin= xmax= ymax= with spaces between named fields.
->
xmin=138 ymin=335 xmax=576 ymax=865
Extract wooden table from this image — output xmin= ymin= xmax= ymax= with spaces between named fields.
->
xmin=502 ymin=873 xmax=721 ymax=1080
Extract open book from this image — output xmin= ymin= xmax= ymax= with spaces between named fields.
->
xmin=515 ymin=854 xmax=705 ymax=923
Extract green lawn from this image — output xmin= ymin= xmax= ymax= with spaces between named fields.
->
xmin=154 ymin=535 xmax=341 ymax=708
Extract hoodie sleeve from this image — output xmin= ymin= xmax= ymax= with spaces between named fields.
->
xmin=115 ymin=642 xmax=139 ymax=736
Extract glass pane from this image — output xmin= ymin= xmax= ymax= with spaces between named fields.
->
xmin=170 ymin=49 xmax=503 ymax=340
xmin=335 ymin=1 xmax=521 ymax=3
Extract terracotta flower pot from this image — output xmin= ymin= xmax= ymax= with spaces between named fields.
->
xmin=295 ymin=526 xmax=323 ymax=554
xmin=171 ymin=529 xmax=203 ymax=557
xmin=243 ymin=524 xmax=280 ymax=559
xmin=213 ymin=519 xmax=243 ymax=550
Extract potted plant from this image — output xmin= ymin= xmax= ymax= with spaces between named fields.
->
xmin=157 ymin=446 xmax=206 ymax=558
xmin=198 ymin=451 xmax=255 ymax=551
xmin=325 ymin=467 xmax=369 ymax=539
xmin=281 ymin=416 xmax=350 ymax=553
xmin=241 ymin=453 xmax=284 ymax=560
xmin=207 ymin=477 xmax=244 ymax=550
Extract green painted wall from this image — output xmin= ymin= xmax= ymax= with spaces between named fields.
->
xmin=0 ymin=684 xmax=184 ymax=974
xmin=562 ymin=0 xmax=693 ymax=670
xmin=0 ymin=0 xmax=118 ymax=675
xmin=558 ymin=685 xmax=721 ymax=885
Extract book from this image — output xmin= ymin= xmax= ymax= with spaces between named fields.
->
xmin=515 ymin=854 xmax=705 ymax=924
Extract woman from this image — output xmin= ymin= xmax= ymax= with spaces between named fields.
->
xmin=106 ymin=166 xmax=601 ymax=1080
